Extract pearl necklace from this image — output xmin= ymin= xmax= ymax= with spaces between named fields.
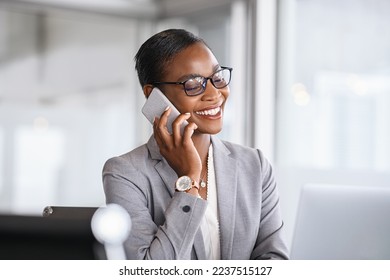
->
xmin=199 ymin=149 xmax=210 ymax=189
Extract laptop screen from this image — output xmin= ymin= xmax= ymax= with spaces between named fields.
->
xmin=290 ymin=184 xmax=390 ymax=260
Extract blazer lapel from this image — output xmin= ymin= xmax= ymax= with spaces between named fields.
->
xmin=147 ymin=136 xmax=176 ymax=197
xmin=211 ymin=136 xmax=238 ymax=260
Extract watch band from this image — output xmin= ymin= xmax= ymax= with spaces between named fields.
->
xmin=191 ymin=180 xmax=200 ymax=190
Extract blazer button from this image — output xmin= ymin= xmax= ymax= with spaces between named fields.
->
xmin=182 ymin=205 xmax=191 ymax=213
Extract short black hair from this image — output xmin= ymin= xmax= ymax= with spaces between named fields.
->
xmin=134 ymin=29 xmax=206 ymax=87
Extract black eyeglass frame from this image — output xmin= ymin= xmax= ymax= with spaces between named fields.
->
xmin=152 ymin=66 xmax=233 ymax=96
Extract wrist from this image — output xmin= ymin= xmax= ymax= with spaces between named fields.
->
xmin=186 ymin=186 xmax=200 ymax=197
xmin=184 ymin=171 xmax=201 ymax=181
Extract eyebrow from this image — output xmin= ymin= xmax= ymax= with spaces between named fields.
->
xmin=177 ymin=64 xmax=221 ymax=82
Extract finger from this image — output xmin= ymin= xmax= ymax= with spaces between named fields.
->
xmin=155 ymin=108 xmax=176 ymax=152
xmin=182 ymin=122 xmax=198 ymax=146
xmin=157 ymin=107 xmax=173 ymax=140
xmin=153 ymin=117 xmax=165 ymax=147
xmin=172 ymin=112 xmax=191 ymax=146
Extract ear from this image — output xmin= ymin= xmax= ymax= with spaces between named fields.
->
xmin=143 ymin=84 xmax=154 ymax=98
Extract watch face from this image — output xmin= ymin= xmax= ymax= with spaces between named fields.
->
xmin=176 ymin=176 xmax=192 ymax=192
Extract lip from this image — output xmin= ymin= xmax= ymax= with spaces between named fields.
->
xmin=194 ymin=102 xmax=224 ymax=119
xmin=196 ymin=101 xmax=223 ymax=112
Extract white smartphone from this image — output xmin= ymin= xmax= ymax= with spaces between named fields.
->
xmin=142 ymin=87 xmax=188 ymax=135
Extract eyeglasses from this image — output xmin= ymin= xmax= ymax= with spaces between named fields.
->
xmin=153 ymin=66 xmax=233 ymax=96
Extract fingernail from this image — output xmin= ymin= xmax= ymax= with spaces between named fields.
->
xmin=164 ymin=106 xmax=170 ymax=111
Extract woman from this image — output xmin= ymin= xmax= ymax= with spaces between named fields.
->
xmin=102 ymin=29 xmax=289 ymax=260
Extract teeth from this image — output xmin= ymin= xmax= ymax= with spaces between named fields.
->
xmin=196 ymin=107 xmax=221 ymax=116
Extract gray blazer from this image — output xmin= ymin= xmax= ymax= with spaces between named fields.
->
xmin=102 ymin=135 xmax=289 ymax=260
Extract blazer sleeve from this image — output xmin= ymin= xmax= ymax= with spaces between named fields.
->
xmin=102 ymin=156 xmax=207 ymax=260
xmin=251 ymin=150 xmax=289 ymax=260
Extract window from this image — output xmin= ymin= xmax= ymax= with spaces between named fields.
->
xmin=277 ymin=0 xmax=390 ymax=171
xmin=276 ymin=0 xmax=390 ymax=247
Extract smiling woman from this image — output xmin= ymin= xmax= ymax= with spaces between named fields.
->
xmin=102 ymin=29 xmax=289 ymax=260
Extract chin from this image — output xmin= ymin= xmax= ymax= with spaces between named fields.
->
xmin=210 ymin=127 xmax=223 ymax=135
xmin=197 ymin=125 xmax=223 ymax=135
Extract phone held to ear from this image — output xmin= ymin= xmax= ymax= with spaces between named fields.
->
xmin=142 ymin=87 xmax=188 ymax=135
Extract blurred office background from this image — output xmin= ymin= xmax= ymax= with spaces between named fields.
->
xmin=0 ymin=0 xmax=389 ymax=249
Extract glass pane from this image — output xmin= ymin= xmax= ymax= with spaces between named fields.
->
xmin=276 ymin=0 xmax=390 ymax=171
xmin=276 ymin=0 xmax=390 ymax=248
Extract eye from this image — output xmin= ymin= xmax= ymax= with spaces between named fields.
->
xmin=184 ymin=79 xmax=201 ymax=90
xmin=212 ymin=69 xmax=230 ymax=88
xmin=184 ymin=78 xmax=203 ymax=95
xmin=212 ymin=72 xmax=225 ymax=85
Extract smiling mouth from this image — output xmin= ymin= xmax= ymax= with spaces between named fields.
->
xmin=195 ymin=106 xmax=221 ymax=116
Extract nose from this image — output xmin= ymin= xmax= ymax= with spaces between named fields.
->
xmin=202 ymin=79 xmax=220 ymax=100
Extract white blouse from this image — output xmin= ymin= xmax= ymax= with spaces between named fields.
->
xmin=199 ymin=144 xmax=221 ymax=259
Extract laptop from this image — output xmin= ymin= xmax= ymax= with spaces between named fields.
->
xmin=42 ymin=206 xmax=98 ymax=219
xmin=290 ymin=183 xmax=390 ymax=260
xmin=0 ymin=208 xmax=104 ymax=260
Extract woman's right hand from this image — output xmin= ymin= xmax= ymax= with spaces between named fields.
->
xmin=153 ymin=107 xmax=202 ymax=182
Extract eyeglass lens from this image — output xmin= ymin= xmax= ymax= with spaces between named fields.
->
xmin=184 ymin=68 xmax=231 ymax=96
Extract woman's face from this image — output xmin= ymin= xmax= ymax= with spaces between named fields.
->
xmin=159 ymin=42 xmax=230 ymax=135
